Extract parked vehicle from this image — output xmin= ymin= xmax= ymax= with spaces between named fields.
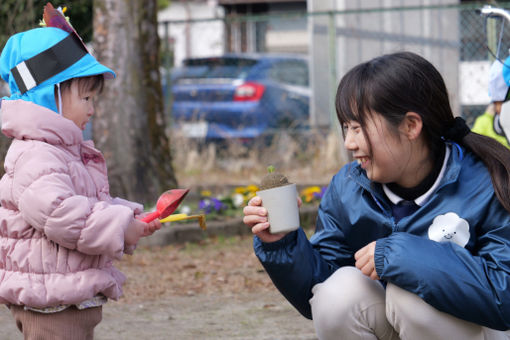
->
xmin=168 ymin=53 xmax=310 ymax=142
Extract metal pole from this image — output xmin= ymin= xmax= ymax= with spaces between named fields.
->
xmin=328 ymin=10 xmax=349 ymax=163
xmin=164 ymin=22 xmax=172 ymax=122
xmin=328 ymin=10 xmax=337 ymax=128
xmin=480 ymin=5 xmax=510 ymax=61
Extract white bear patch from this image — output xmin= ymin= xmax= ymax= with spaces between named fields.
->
xmin=428 ymin=212 xmax=470 ymax=248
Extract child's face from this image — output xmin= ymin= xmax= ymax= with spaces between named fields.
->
xmin=343 ymin=113 xmax=418 ymax=186
xmin=60 ymin=81 xmax=98 ymax=130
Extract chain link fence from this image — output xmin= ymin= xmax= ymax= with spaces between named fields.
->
xmin=0 ymin=3 xmax=507 ymax=182
xmin=160 ymin=3 xmax=508 ymax=127
xmin=158 ymin=3 xmax=508 ymax=180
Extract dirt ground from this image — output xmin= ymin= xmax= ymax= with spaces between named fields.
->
xmin=0 ymin=234 xmax=317 ymax=340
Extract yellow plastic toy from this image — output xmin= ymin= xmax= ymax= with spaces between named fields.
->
xmin=159 ymin=213 xmax=207 ymax=230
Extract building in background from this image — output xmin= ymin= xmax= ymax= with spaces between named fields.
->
xmin=308 ymin=0 xmax=460 ymax=130
xmin=219 ymin=0 xmax=307 ymax=53
xmin=159 ymin=1 xmax=500 ymax=132
xmin=158 ymin=0 xmax=225 ymax=67
xmin=158 ymin=0 xmax=307 ymax=67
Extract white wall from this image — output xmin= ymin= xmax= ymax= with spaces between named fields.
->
xmin=158 ymin=0 xmax=225 ymax=66
xmin=308 ymin=0 xmax=460 ymax=128
xmin=460 ymin=61 xmax=491 ymax=106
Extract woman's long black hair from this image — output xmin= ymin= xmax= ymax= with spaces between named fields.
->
xmin=335 ymin=51 xmax=510 ymax=213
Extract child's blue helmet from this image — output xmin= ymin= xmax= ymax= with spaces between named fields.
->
xmin=0 ymin=26 xmax=115 ymax=113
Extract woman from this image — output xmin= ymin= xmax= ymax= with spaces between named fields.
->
xmin=244 ymin=51 xmax=510 ymax=340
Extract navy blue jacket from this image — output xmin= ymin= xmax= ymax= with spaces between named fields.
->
xmin=254 ymin=144 xmax=510 ymax=330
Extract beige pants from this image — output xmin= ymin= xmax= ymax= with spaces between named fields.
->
xmin=9 ymin=305 xmax=102 ymax=340
xmin=310 ymin=266 xmax=510 ymax=340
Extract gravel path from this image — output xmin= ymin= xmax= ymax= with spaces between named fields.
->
xmin=0 ymin=291 xmax=316 ymax=340
xmin=0 ymin=233 xmax=318 ymax=340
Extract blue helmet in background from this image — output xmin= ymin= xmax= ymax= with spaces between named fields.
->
xmin=0 ymin=27 xmax=115 ymax=113
xmin=488 ymin=56 xmax=510 ymax=102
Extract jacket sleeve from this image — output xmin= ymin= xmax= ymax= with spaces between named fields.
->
xmin=254 ymin=175 xmax=354 ymax=319
xmin=13 ymin=146 xmax=133 ymax=260
xmin=374 ymin=198 xmax=510 ymax=330
xmin=111 ymin=196 xmax=144 ymax=215
xmin=110 ymin=195 xmax=145 ymax=254
xmin=254 ymin=229 xmax=333 ymax=319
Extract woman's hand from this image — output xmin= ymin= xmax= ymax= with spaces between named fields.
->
xmin=243 ymin=196 xmax=287 ymax=243
xmin=354 ymin=241 xmax=380 ymax=280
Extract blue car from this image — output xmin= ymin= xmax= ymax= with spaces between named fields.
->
xmin=169 ymin=53 xmax=310 ymax=142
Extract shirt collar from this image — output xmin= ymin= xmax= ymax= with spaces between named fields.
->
xmin=383 ymin=145 xmax=450 ymax=206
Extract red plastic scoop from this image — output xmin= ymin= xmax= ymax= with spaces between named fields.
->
xmin=140 ymin=189 xmax=190 ymax=223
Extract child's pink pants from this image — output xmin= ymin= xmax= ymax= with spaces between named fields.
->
xmin=9 ymin=305 xmax=102 ymax=340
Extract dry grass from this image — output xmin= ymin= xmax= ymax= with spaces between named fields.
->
xmin=170 ymin=129 xmax=348 ymax=188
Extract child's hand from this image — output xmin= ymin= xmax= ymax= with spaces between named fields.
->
xmin=125 ymin=219 xmax=146 ymax=246
xmin=142 ymin=219 xmax=161 ymax=237
xmin=125 ymin=218 xmax=162 ymax=246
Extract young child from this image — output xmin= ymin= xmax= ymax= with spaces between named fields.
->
xmin=472 ymin=57 xmax=510 ymax=148
xmin=0 ymin=18 xmax=161 ymax=340
xmin=244 ymin=52 xmax=510 ymax=339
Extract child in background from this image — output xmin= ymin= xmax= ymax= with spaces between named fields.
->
xmin=472 ymin=57 xmax=510 ymax=148
xmin=244 ymin=52 xmax=510 ymax=339
xmin=0 ymin=8 xmax=161 ymax=340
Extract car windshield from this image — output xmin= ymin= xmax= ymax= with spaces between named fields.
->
xmin=174 ymin=58 xmax=257 ymax=83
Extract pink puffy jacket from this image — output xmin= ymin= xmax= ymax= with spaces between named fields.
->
xmin=0 ymin=99 xmax=143 ymax=308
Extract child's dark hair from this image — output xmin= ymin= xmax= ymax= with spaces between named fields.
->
xmin=335 ymin=51 xmax=510 ymax=212
xmin=58 ymin=74 xmax=105 ymax=96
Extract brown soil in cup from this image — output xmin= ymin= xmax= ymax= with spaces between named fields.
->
xmin=260 ymin=172 xmax=290 ymax=190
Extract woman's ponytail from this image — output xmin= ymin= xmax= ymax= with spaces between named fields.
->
xmin=459 ymin=128 xmax=510 ymax=213
xmin=334 ymin=51 xmax=510 ymax=213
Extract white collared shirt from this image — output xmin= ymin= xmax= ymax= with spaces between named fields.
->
xmin=383 ymin=145 xmax=450 ymax=206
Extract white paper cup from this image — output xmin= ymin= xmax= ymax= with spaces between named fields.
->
xmin=257 ymin=183 xmax=300 ymax=234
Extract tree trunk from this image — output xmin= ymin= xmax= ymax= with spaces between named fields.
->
xmin=92 ymin=0 xmax=176 ymax=204
xmin=0 ymin=0 xmax=37 ymax=176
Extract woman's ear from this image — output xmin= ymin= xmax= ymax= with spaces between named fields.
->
xmin=401 ymin=112 xmax=423 ymax=140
